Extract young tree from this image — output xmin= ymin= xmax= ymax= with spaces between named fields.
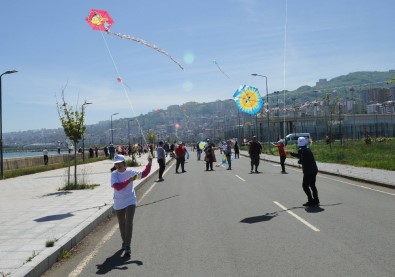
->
xmin=56 ymin=91 xmax=88 ymax=186
xmin=324 ymin=92 xmax=340 ymax=152
xmin=146 ymin=131 xmax=156 ymax=157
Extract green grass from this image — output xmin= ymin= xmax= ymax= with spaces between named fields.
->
xmin=265 ymin=138 xmax=395 ymax=171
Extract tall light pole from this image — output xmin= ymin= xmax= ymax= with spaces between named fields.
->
xmin=111 ymin=113 xmax=119 ymax=144
xmin=251 ymin=73 xmax=270 ymax=150
xmin=81 ymin=102 xmax=92 ymax=161
xmin=350 ymin=87 xmax=355 ymax=140
xmin=313 ymin=90 xmax=319 ymax=140
xmin=0 ymin=70 xmax=18 ymax=179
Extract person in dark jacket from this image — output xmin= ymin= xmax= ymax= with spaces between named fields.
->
xmin=289 ymin=137 xmax=319 ymax=206
xmin=248 ymin=136 xmax=262 ymax=173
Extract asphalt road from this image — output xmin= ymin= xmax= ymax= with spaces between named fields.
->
xmin=43 ymin=154 xmax=395 ymax=277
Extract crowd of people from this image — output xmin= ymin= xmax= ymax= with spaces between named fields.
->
xmin=107 ymin=135 xmax=319 ymax=258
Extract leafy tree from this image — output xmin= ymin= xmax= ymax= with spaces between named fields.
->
xmin=146 ymin=131 xmax=156 ymax=157
xmin=56 ymin=91 xmax=88 ymax=186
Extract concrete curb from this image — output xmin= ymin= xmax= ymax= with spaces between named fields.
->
xmin=13 ymin=162 xmax=163 ymax=277
xmin=241 ymin=153 xmax=394 ymax=189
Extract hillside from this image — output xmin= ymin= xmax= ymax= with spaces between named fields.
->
xmin=4 ymin=70 xmax=395 ymax=148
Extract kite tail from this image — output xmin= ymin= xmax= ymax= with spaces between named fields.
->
xmin=107 ymin=30 xmax=184 ymax=70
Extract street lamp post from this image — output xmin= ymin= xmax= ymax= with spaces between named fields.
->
xmin=81 ymin=102 xmax=92 ymax=161
xmin=251 ymin=74 xmax=270 ymax=151
xmin=350 ymin=87 xmax=355 ymax=140
xmin=111 ymin=113 xmax=119 ymax=144
xmin=313 ymin=90 xmax=319 ymax=140
xmin=0 ymin=70 xmax=18 ymax=179
xmin=292 ymin=97 xmax=297 ymax=136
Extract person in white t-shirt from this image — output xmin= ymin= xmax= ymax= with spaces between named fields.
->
xmin=111 ymin=154 xmax=152 ymax=258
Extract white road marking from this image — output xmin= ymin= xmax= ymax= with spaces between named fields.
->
xmin=273 ymin=201 xmax=320 ymax=232
xmin=68 ymin=224 xmax=118 ymax=277
xmin=235 ymin=175 xmax=246 ymax=182
xmin=277 ymin=164 xmax=394 ymax=196
xmin=68 ymin=163 xmax=174 ymax=277
xmin=319 ymin=175 xmax=395 ymax=196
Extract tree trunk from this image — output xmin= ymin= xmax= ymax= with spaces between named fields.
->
xmin=74 ymin=141 xmax=78 ymax=185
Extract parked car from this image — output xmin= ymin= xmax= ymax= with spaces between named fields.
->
xmin=285 ymin=133 xmax=311 ymax=145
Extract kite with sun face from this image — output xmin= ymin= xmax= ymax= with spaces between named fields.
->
xmin=233 ymin=85 xmax=264 ymax=115
xmin=86 ymin=9 xmax=183 ymax=70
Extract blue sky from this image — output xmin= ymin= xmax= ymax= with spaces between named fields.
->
xmin=1 ymin=0 xmax=394 ymax=132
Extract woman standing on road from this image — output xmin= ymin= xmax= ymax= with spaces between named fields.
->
xmin=111 ymin=154 xmax=152 ymax=258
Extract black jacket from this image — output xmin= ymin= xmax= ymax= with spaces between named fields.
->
xmin=290 ymin=146 xmax=318 ymax=175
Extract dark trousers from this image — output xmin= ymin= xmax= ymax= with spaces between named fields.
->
xmin=302 ymin=173 xmax=319 ymax=202
xmin=206 ymin=161 xmax=213 ymax=170
xmin=280 ymin=156 xmax=286 ymax=172
xmin=158 ymin=159 xmax=166 ymax=179
xmin=176 ymin=157 xmax=185 ymax=172
xmin=234 ymin=151 xmax=239 ymax=158
xmin=250 ymin=154 xmax=260 ymax=170
xmin=226 ymin=154 xmax=231 ymax=169
xmin=115 ymin=205 xmax=136 ymax=247
xmin=43 ymin=155 xmax=48 ymax=165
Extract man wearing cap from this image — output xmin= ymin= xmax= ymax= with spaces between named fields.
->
xmin=111 ymin=154 xmax=152 ymax=258
xmin=272 ymin=139 xmax=287 ymax=174
xmin=248 ymin=136 xmax=262 ymax=173
xmin=288 ymin=137 xmax=320 ymax=206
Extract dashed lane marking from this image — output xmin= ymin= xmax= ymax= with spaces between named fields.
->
xmin=274 ymin=201 xmax=320 ymax=232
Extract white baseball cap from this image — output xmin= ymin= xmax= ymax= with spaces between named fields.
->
xmin=113 ymin=155 xmax=126 ymax=164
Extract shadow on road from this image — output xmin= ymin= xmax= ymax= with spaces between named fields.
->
xmin=240 ymin=203 xmax=342 ymax=223
xmin=96 ymin=250 xmax=143 ymax=275
xmin=240 ymin=213 xmax=277 ymax=224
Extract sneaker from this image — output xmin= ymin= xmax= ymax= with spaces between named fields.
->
xmin=123 ymin=246 xmax=131 ymax=258
xmin=159 ymin=178 xmax=164 ymax=182
xmin=312 ymin=199 xmax=320 ymax=206
xmin=182 ymin=170 xmax=187 ymax=173
xmin=281 ymin=171 xmax=288 ymax=174
xmin=303 ymin=201 xmax=314 ymax=207
xmin=250 ymin=170 xmax=253 ymax=173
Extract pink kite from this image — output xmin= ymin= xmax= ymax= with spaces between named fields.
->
xmin=86 ymin=9 xmax=114 ymax=31
xmin=86 ymin=9 xmax=183 ymax=70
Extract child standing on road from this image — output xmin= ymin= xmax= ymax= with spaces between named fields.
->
xmin=272 ymin=139 xmax=287 ymax=174
xmin=288 ymin=137 xmax=319 ymax=207
xmin=111 ymin=154 xmax=152 ymax=258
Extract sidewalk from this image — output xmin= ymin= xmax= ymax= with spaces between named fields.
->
xmin=0 ymin=153 xmax=393 ymax=277
xmin=241 ymin=150 xmax=394 ymax=189
xmin=0 ymin=154 xmax=159 ymax=277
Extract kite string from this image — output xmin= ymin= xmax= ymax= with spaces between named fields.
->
xmin=100 ymin=32 xmax=148 ymax=146
xmin=282 ymin=0 xmax=288 ymax=139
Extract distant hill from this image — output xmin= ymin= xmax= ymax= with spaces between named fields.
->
xmin=4 ymin=70 xmax=395 ymax=148
xmin=288 ymin=70 xmax=394 ymax=103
